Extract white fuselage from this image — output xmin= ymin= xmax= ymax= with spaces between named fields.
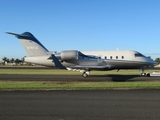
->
xmin=25 ymin=50 xmax=157 ymax=70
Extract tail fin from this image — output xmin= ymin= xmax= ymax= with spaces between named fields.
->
xmin=6 ymin=32 xmax=49 ymax=56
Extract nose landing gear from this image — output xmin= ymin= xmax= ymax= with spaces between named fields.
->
xmin=141 ymin=73 xmax=150 ymax=77
xmin=140 ymin=69 xmax=150 ymax=77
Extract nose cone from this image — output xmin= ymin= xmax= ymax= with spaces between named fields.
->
xmin=149 ymin=59 xmax=158 ymax=66
xmin=153 ymin=61 xmax=158 ymax=66
xmin=145 ymin=59 xmax=158 ymax=69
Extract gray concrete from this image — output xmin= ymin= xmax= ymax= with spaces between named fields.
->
xmin=0 ymin=90 xmax=160 ymax=120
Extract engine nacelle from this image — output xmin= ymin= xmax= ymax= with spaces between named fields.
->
xmin=61 ymin=50 xmax=79 ymax=61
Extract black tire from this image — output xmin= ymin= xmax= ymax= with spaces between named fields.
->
xmin=82 ymin=73 xmax=88 ymax=78
xmin=147 ymin=73 xmax=150 ymax=77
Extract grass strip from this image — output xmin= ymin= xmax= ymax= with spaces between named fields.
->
xmin=0 ymin=81 xmax=160 ymax=90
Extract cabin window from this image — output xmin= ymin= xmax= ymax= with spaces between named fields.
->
xmin=116 ymin=56 xmax=118 ymax=59
xmin=110 ymin=56 xmax=112 ymax=59
xmin=122 ymin=56 xmax=124 ymax=59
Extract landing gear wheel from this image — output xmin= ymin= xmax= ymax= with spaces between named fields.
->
xmin=82 ymin=73 xmax=88 ymax=78
xmin=141 ymin=73 xmax=150 ymax=77
xmin=146 ymin=73 xmax=150 ymax=77
xmin=141 ymin=73 xmax=146 ymax=76
xmin=82 ymin=71 xmax=90 ymax=78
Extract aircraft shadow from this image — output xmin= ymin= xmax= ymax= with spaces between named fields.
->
xmin=92 ymin=74 xmax=140 ymax=82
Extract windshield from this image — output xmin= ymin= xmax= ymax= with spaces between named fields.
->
xmin=135 ymin=53 xmax=144 ymax=57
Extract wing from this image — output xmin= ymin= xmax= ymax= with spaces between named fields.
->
xmin=50 ymin=53 xmax=111 ymax=70
xmin=67 ymin=65 xmax=111 ymax=70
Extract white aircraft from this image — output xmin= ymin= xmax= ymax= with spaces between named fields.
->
xmin=6 ymin=32 xmax=158 ymax=77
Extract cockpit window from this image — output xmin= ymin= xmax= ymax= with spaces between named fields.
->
xmin=135 ymin=53 xmax=144 ymax=57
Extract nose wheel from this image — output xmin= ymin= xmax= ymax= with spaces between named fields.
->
xmin=141 ymin=73 xmax=150 ymax=77
xmin=140 ymin=69 xmax=150 ymax=77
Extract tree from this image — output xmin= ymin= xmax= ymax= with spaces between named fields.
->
xmin=15 ymin=58 xmax=22 ymax=64
xmin=10 ymin=58 xmax=15 ymax=63
xmin=155 ymin=58 xmax=160 ymax=64
xmin=2 ymin=57 xmax=9 ymax=64
xmin=21 ymin=56 xmax=26 ymax=63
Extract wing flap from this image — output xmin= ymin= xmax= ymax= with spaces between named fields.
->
xmin=68 ymin=65 xmax=111 ymax=69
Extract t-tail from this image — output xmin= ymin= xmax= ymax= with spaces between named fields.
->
xmin=6 ymin=32 xmax=49 ymax=56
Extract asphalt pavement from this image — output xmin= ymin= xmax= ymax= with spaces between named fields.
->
xmin=0 ymin=74 xmax=160 ymax=82
xmin=0 ymin=90 xmax=160 ymax=120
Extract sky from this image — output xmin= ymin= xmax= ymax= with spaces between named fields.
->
xmin=0 ymin=0 xmax=160 ymax=60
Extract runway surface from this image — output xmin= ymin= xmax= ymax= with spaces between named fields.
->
xmin=0 ymin=90 xmax=160 ymax=120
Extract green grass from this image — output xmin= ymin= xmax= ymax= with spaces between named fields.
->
xmin=0 ymin=68 xmax=80 ymax=75
xmin=0 ymin=68 xmax=158 ymax=75
xmin=0 ymin=81 xmax=160 ymax=90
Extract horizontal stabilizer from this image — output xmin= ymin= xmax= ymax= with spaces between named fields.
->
xmin=6 ymin=32 xmax=30 ymax=39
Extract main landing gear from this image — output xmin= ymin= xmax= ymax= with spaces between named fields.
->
xmin=82 ymin=71 xmax=90 ymax=78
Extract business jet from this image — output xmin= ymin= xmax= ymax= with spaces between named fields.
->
xmin=6 ymin=32 xmax=158 ymax=77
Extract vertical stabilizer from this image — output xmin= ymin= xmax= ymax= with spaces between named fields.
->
xmin=6 ymin=32 xmax=49 ymax=56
